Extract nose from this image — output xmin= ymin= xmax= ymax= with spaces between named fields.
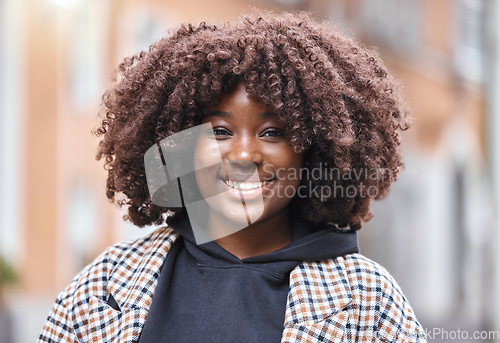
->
xmin=223 ymin=134 xmax=263 ymax=167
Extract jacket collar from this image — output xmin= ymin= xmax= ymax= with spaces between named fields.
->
xmin=282 ymin=259 xmax=352 ymax=342
xmin=284 ymin=259 xmax=352 ymax=325
xmin=108 ymin=228 xmax=178 ymax=311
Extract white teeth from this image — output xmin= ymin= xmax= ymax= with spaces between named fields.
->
xmin=223 ymin=180 xmax=271 ymax=190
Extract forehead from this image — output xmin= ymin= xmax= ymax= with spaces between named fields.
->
xmin=218 ymin=83 xmax=256 ymax=104
xmin=204 ymin=83 xmax=277 ymax=120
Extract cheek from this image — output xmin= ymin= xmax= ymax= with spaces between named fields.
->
xmin=194 ymin=136 xmax=223 ymax=170
xmin=270 ymin=150 xmax=303 ymax=199
xmin=280 ymin=151 xmax=303 ymax=181
xmin=194 ymin=136 xmax=224 ymax=198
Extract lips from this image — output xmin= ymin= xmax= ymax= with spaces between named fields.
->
xmin=222 ymin=179 xmax=273 ymax=190
xmin=214 ymin=167 xmax=276 ymax=202
xmin=215 ymin=176 xmax=275 ymax=202
xmin=218 ymin=172 xmax=274 ymax=191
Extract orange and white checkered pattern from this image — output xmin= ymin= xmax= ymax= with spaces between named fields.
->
xmin=282 ymin=255 xmax=426 ymax=342
xmin=39 ymin=228 xmax=426 ymax=342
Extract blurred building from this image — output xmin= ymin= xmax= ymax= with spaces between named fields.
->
xmin=0 ymin=0 xmax=499 ymax=342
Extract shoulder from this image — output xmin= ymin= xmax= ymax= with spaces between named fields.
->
xmin=53 ymin=227 xmax=178 ymax=316
xmin=334 ymin=253 xmax=402 ymax=289
xmin=333 ymin=253 xmax=416 ymax=315
xmin=288 ymin=253 xmax=425 ymax=342
xmin=297 ymin=252 xmax=405 ymax=292
xmin=40 ymin=227 xmax=178 ymax=342
xmin=335 ymin=253 xmax=426 ymax=341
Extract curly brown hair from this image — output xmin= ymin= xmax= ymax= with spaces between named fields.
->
xmin=95 ymin=9 xmax=411 ymax=231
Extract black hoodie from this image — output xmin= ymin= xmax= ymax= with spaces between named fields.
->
xmin=139 ymin=210 xmax=358 ymax=342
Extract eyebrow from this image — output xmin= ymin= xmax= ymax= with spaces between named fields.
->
xmin=202 ymin=111 xmax=277 ymax=119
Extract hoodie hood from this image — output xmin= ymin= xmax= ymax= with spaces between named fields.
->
xmin=170 ymin=209 xmax=359 ymax=279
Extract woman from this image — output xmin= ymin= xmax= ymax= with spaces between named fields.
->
xmin=40 ymin=9 xmax=426 ymax=342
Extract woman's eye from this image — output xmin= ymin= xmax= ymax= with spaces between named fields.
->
xmin=210 ymin=128 xmax=231 ymax=137
xmin=261 ymin=128 xmax=285 ymax=138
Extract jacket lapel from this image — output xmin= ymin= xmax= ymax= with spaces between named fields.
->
xmin=86 ymin=228 xmax=179 ymax=342
xmin=87 ymin=295 xmax=149 ymax=342
xmin=282 ymin=258 xmax=352 ymax=343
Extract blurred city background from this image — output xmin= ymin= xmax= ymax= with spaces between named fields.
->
xmin=1 ymin=0 xmax=500 ymax=342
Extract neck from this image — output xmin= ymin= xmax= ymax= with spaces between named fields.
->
xmin=213 ymin=209 xmax=292 ymax=259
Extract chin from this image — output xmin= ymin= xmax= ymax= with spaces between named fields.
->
xmin=206 ymin=196 xmax=265 ymax=226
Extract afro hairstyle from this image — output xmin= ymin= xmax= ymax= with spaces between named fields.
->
xmin=95 ymin=9 xmax=411 ymax=231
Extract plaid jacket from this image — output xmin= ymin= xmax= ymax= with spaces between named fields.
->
xmin=39 ymin=227 xmax=426 ymax=342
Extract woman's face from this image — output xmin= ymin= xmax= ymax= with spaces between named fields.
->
xmin=194 ymin=82 xmax=303 ymax=229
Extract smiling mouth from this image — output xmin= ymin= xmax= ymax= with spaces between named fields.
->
xmin=221 ymin=179 xmax=273 ymax=190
